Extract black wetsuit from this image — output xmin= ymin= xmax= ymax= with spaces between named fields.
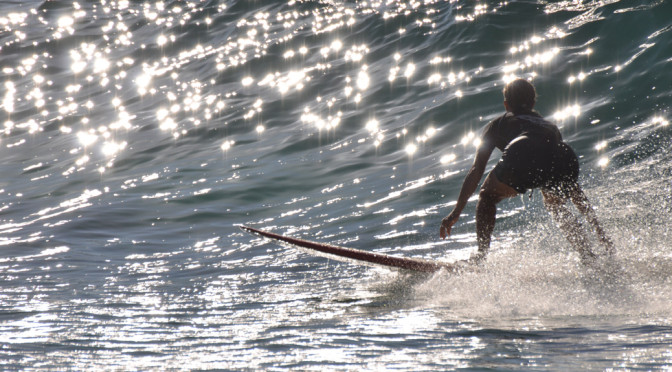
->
xmin=482 ymin=111 xmax=579 ymax=197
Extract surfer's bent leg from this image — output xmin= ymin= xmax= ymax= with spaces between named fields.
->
xmin=475 ymin=172 xmax=518 ymax=260
xmin=569 ymin=186 xmax=615 ymax=254
xmin=542 ymin=190 xmax=596 ymax=263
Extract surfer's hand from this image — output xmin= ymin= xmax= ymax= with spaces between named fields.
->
xmin=440 ymin=213 xmax=459 ymax=239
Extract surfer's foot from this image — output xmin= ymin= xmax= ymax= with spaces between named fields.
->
xmin=468 ymin=251 xmax=487 ymax=265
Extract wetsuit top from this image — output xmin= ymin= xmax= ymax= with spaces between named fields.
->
xmin=481 ymin=111 xmax=562 ymax=152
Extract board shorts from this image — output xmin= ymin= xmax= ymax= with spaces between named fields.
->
xmin=493 ymin=135 xmax=579 ymax=198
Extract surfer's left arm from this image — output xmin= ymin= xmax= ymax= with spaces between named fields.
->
xmin=440 ymin=142 xmax=494 ymax=239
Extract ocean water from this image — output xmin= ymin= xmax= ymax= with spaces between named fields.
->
xmin=0 ymin=0 xmax=671 ymax=370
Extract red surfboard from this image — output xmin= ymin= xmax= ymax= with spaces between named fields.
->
xmin=240 ymin=225 xmax=462 ymax=273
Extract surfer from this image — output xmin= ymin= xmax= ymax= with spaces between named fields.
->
xmin=439 ymin=78 xmax=614 ymax=263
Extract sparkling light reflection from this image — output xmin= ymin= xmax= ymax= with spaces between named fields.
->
xmin=652 ymin=116 xmax=669 ymax=127
xmin=553 ymin=104 xmax=581 ymax=121
xmin=440 ymin=153 xmax=456 ymax=164
xmin=221 ymin=140 xmax=235 ymax=151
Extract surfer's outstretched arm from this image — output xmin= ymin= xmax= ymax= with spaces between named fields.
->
xmin=440 ymin=144 xmax=494 ymax=239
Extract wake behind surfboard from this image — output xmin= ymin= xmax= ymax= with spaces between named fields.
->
xmin=240 ymin=225 xmax=462 ymax=273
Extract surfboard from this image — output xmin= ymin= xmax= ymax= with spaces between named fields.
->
xmin=240 ymin=225 xmax=462 ymax=273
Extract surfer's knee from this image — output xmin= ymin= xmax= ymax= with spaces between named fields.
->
xmin=480 ymin=172 xmax=518 ymax=203
xmin=477 ymin=189 xmax=500 ymax=207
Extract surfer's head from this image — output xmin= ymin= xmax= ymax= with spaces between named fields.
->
xmin=503 ymin=78 xmax=536 ymax=114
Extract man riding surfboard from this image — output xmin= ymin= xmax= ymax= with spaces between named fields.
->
xmin=440 ymin=78 xmax=614 ymax=263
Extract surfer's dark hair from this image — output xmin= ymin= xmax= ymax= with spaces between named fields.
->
xmin=503 ymin=78 xmax=536 ymax=114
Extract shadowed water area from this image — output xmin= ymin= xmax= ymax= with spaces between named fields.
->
xmin=0 ymin=0 xmax=671 ymax=370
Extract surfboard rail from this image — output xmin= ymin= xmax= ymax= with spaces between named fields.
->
xmin=240 ymin=225 xmax=461 ymax=273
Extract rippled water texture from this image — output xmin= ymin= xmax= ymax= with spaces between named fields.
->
xmin=0 ymin=0 xmax=671 ymax=370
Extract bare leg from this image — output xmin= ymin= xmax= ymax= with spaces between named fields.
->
xmin=569 ymin=186 xmax=615 ymax=254
xmin=542 ymin=189 xmax=597 ymax=262
xmin=475 ymin=172 xmax=518 ymax=260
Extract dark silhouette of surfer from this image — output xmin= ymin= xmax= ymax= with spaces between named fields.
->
xmin=440 ymin=78 xmax=614 ymax=263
